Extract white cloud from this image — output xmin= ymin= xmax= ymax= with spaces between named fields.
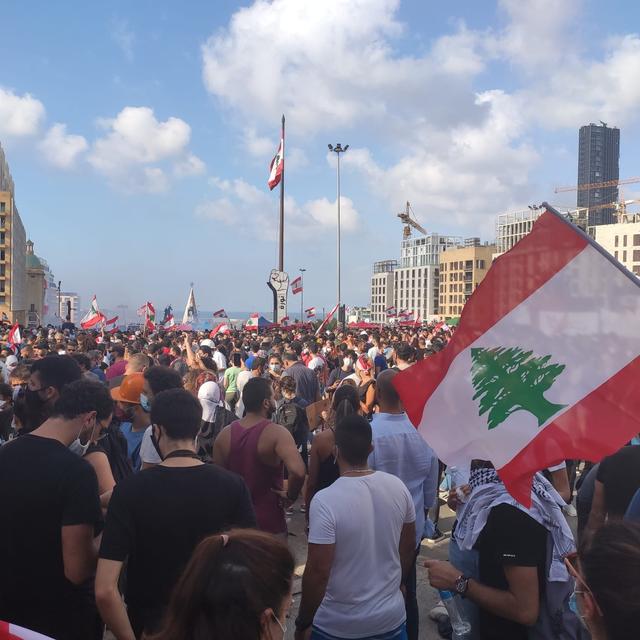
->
xmin=38 ymin=123 xmax=88 ymax=169
xmin=0 ymin=87 xmax=45 ymax=137
xmin=88 ymin=106 xmax=192 ymax=191
xmin=173 ymin=153 xmax=206 ymax=177
xmin=111 ymin=18 xmax=135 ymax=61
xmin=242 ymin=127 xmax=276 ymax=158
xmin=197 ymin=175 xmax=360 ymax=238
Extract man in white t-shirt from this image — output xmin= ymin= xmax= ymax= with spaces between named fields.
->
xmin=295 ymin=414 xmax=416 ymax=640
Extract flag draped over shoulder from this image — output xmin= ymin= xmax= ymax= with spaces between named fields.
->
xmin=394 ymin=207 xmax=640 ymax=507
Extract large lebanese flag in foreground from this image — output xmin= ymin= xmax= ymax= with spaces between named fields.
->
xmin=0 ymin=620 xmax=54 ymax=638
xmin=394 ymin=206 xmax=640 ymax=507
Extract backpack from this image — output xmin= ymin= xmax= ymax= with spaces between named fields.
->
xmin=275 ymin=400 xmax=300 ymax=435
xmin=528 ymin=536 xmax=586 ymax=640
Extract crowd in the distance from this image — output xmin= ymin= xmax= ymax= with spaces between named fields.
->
xmin=0 ymin=320 xmax=638 ymax=640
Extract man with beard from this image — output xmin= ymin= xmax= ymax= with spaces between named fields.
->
xmin=23 ymin=356 xmax=83 ymax=433
xmin=0 ymin=379 xmax=111 ymax=640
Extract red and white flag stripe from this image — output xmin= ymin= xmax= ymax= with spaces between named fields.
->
xmin=8 ymin=323 xmax=21 ymax=346
xmin=0 ymin=620 xmax=55 ymax=639
xmin=315 ymin=303 xmax=339 ymax=336
xmin=305 ymin=307 xmax=316 ymax=318
xmin=394 ymin=207 xmax=640 ymax=506
xmin=268 ymin=132 xmax=284 ymax=191
xmin=213 ymin=308 xmax=226 ymax=318
xmin=291 ymin=276 xmax=303 ymax=295
xmin=80 ymin=296 xmax=105 ymax=329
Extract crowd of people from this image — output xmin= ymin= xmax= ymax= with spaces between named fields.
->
xmin=0 ymin=320 xmax=638 ymax=640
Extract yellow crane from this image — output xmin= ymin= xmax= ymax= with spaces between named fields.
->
xmin=397 ymin=201 xmax=427 ymax=240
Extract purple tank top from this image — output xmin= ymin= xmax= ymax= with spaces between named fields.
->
xmin=227 ymin=419 xmax=286 ymax=534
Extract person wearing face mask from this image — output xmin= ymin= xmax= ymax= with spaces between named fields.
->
xmin=23 ymin=355 xmax=83 ymax=433
xmin=213 ymin=377 xmax=306 ymax=536
xmin=111 ymin=373 xmax=149 ymax=472
xmin=96 ymin=389 xmax=256 ymax=640
xmin=327 ymin=350 xmax=356 ymax=391
xmin=565 ymin=521 xmax=640 ymax=640
xmin=0 ymin=379 xmax=111 ymax=640
xmin=148 ymin=530 xmax=295 ymax=640
xmin=137 ymin=366 xmax=184 ymax=470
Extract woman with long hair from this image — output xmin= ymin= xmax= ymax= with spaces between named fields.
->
xmin=355 ymin=355 xmax=376 ymax=418
xmin=305 ymin=384 xmax=361 ymax=513
xmin=147 ymin=529 xmax=294 ymax=640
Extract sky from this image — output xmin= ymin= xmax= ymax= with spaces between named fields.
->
xmin=3 ymin=0 xmax=640 ymax=316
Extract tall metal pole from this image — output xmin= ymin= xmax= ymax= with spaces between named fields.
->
xmin=299 ymin=267 xmax=306 ymax=324
xmin=278 ymin=114 xmax=285 ymax=273
xmin=57 ymin=280 xmax=61 ymax=325
xmin=328 ymin=143 xmax=348 ymax=327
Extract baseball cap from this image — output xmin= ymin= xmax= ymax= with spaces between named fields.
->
xmin=111 ymin=372 xmax=144 ymax=404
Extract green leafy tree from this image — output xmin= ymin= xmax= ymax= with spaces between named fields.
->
xmin=470 ymin=347 xmax=567 ymax=430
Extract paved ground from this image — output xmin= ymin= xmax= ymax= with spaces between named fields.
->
xmin=284 ymin=498 xmax=458 ymax=640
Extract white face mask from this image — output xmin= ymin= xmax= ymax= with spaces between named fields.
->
xmin=269 ymin=363 xmax=281 ymax=373
xmin=69 ymin=438 xmax=90 ymax=456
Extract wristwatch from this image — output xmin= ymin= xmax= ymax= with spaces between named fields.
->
xmin=455 ymin=574 xmax=470 ymax=597
xmin=295 ymin=616 xmax=312 ymax=631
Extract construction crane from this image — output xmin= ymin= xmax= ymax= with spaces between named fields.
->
xmin=554 ymin=176 xmax=640 ymax=193
xmin=555 ymin=199 xmax=640 ymax=226
xmin=397 ymin=201 xmax=427 ymax=240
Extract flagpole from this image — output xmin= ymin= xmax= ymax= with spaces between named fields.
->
xmin=278 ymin=114 xmax=285 ymax=273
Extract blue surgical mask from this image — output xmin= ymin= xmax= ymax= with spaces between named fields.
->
xmin=569 ymin=590 xmax=588 ymax=629
xmin=140 ymin=393 xmax=151 ymax=413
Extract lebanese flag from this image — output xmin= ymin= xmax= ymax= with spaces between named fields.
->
xmin=246 ymin=313 xmax=260 ymax=328
xmin=80 ymin=296 xmax=105 ymax=329
xmin=394 ymin=206 xmax=640 ymax=507
xmin=386 ymin=305 xmax=397 ymax=317
xmin=305 ymin=307 xmax=316 ymax=319
xmin=213 ymin=308 xmax=226 ymax=318
xmin=8 ymin=323 xmax=21 ymax=346
xmin=210 ymin=322 xmax=230 ymax=336
xmin=0 ymin=620 xmax=55 ymax=638
xmin=280 ymin=316 xmax=290 ymax=326
xmin=104 ymin=316 xmax=118 ymax=327
xmin=268 ymin=132 xmax=284 ymax=191
xmin=163 ymin=314 xmax=175 ymax=329
xmin=291 ymin=276 xmax=303 ymax=295
xmin=315 ymin=303 xmax=339 ymax=336
xmin=145 ymin=302 xmax=156 ymax=330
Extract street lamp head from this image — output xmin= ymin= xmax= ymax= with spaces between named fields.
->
xmin=344 ymin=144 xmax=349 ymax=151
xmin=328 ymin=144 xmax=334 ymax=151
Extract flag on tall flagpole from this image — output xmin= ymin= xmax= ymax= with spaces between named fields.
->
xmin=268 ymin=130 xmax=284 ymax=191
xmin=182 ymin=285 xmax=198 ymax=325
xmin=213 ymin=308 xmax=226 ymax=318
xmin=305 ymin=307 xmax=316 ymax=319
xmin=394 ymin=205 xmax=640 ymax=507
xmin=80 ymin=296 xmax=105 ymax=329
xmin=8 ymin=322 xmax=21 ymax=347
xmin=280 ymin=316 xmax=290 ymax=326
xmin=315 ymin=303 xmax=339 ymax=336
xmin=291 ymin=276 xmax=303 ymax=294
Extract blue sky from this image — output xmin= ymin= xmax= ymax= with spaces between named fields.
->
xmin=2 ymin=0 xmax=640 ymax=317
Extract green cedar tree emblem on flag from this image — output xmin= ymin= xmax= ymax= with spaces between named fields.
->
xmin=470 ymin=347 xmax=567 ymax=430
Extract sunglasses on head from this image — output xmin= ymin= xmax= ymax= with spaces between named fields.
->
xmin=564 ymin=551 xmax=603 ymax=616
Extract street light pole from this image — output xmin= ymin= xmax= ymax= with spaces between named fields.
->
xmin=328 ymin=143 xmax=348 ymax=326
xmin=57 ymin=280 xmax=62 ymax=326
xmin=299 ymin=267 xmax=306 ymax=324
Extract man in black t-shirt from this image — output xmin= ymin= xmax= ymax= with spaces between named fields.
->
xmin=587 ymin=444 xmax=640 ymax=533
xmin=0 ymin=379 xmax=112 ymax=640
xmin=96 ymin=388 xmax=256 ymax=639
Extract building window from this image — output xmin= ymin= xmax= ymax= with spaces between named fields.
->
xmin=615 ymin=236 xmax=619 ymax=247
xmin=623 ymin=250 xmax=627 ymax=262
xmin=634 ymin=234 xmax=640 ymax=246
xmin=624 ymin=236 xmax=628 ymax=247
xmin=634 ymin=250 xmax=640 ymax=262
xmin=615 ymin=251 xmax=619 ymax=259
xmin=0 ymin=203 xmax=4 ymax=213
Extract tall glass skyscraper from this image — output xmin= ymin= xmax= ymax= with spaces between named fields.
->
xmin=577 ymin=123 xmax=620 ymax=225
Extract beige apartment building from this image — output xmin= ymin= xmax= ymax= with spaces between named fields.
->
xmin=0 ymin=145 xmax=26 ymax=324
xmin=439 ymin=244 xmax=496 ymax=318
xmin=592 ymin=220 xmax=640 ymax=277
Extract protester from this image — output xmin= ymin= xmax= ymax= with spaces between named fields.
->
xmin=148 ymin=530 xmax=295 ymax=640
xmin=566 ymin=521 xmax=640 ymax=640
xmin=96 ymin=388 xmax=256 ymax=639
xmin=282 ymin=349 xmax=320 ymax=405
xmin=24 ymin=355 xmax=83 ymax=432
xmin=306 ymin=384 xmax=361 ymax=510
xmin=0 ymin=379 xmax=112 ymax=640
xmin=587 ymin=444 xmax=640 ymax=534
xmin=111 ymin=372 xmax=148 ymax=471
xmin=392 ymin=342 xmax=416 ymax=371
xmin=425 ymin=459 xmax=579 ymax=639
xmin=223 ymin=351 xmax=242 ymax=410
xmin=296 ymin=414 xmax=416 ymax=640
xmin=213 ymin=376 xmax=305 ymax=535
xmin=326 ymin=349 xmax=356 ymax=390
xmin=105 ymin=344 xmax=127 ymax=381
xmin=355 ymin=354 xmax=376 ymax=418
xmin=369 ymin=369 xmax=439 ymax=640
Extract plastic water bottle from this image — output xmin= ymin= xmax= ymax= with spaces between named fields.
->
xmin=449 ymin=466 xmax=468 ymax=504
xmin=439 ymin=590 xmax=472 ymax=637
